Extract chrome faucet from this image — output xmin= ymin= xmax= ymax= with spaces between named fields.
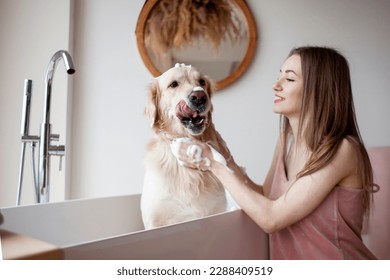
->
xmin=38 ymin=50 xmax=75 ymax=203
xmin=17 ymin=50 xmax=75 ymax=204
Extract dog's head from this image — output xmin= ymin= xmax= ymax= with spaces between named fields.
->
xmin=145 ymin=63 xmax=214 ymax=136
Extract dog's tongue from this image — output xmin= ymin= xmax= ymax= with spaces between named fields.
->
xmin=176 ymin=100 xmax=198 ymax=118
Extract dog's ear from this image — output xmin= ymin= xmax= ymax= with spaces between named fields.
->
xmin=205 ymin=76 xmax=215 ymax=132
xmin=205 ymin=75 xmax=215 ymax=97
xmin=144 ymin=81 xmax=159 ymax=129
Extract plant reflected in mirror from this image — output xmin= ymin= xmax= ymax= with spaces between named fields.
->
xmin=145 ymin=0 xmax=243 ymax=59
xmin=136 ymin=0 xmax=257 ymax=90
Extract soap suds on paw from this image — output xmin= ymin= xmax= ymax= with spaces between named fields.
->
xmin=170 ymin=137 xmax=192 ymax=166
xmin=170 ymin=138 xmax=234 ymax=173
xmin=186 ymin=144 xmax=211 ymax=169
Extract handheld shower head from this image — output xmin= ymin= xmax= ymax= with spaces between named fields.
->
xmin=21 ymin=79 xmax=33 ymax=136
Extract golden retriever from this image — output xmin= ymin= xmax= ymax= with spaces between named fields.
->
xmin=141 ymin=63 xmax=227 ymax=229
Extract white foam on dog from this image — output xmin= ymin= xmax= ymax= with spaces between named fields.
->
xmin=175 ymin=63 xmax=191 ymax=69
xmin=170 ymin=137 xmax=191 ymax=166
xmin=186 ymin=144 xmax=211 ymax=169
xmin=170 ymin=138 xmax=234 ymax=173
xmin=193 ymin=86 xmax=205 ymax=92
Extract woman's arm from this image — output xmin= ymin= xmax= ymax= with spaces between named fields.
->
xmin=172 ymin=137 xmax=358 ymax=233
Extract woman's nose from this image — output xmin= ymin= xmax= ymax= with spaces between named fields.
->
xmin=273 ymin=80 xmax=282 ymax=91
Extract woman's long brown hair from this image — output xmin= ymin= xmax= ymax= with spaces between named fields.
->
xmin=280 ymin=46 xmax=377 ymax=214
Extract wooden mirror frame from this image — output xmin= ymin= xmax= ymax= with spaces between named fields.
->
xmin=135 ymin=0 xmax=257 ymax=90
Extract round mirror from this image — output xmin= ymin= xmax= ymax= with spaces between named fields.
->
xmin=136 ymin=0 xmax=257 ymax=90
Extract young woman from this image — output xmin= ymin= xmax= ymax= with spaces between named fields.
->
xmin=171 ymin=46 xmax=378 ymax=259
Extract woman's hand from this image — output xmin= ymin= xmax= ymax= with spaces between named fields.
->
xmin=213 ymin=130 xmax=232 ymax=163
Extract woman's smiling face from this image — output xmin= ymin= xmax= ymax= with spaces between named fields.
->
xmin=272 ymin=54 xmax=304 ymax=120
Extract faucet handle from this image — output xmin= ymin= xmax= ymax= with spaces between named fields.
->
xmin=21 ymin=135 xmax=40 ymax=143
xmin=51 ymin=134 xmax=60 ymax=141
xmin=59 ymin=155 xmax=63 ymax=171
xmin=49 ymin=145 xmax=65 ymax=171
xmin=49 ymin=145 xmax=65 ymax=156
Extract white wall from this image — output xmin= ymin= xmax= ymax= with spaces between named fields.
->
xmin=1 ymin=0 xmax=389 ymax=207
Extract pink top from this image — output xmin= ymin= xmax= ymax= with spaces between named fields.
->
xmin=268 ymin=152 xmax=377 ymax=260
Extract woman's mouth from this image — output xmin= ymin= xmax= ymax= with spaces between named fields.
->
xmin=274 ymin=95 xmax=285 ymax=103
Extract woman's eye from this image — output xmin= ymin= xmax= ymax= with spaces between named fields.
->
xmin=169 ymin=81 xmax=179 ymax=88
xmin=199 ymin=79 xmax=206 ymax=86
xmin=286 ymin=78 xmax=295 ymax=82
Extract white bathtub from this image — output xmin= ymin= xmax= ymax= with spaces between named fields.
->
xmin=0 ymin=194 xmax=268 ymax=259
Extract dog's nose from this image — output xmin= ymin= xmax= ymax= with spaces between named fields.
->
xmin=189 ymin=90 xmax=207 ymax=107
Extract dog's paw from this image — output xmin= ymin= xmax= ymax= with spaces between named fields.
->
xmin=170 ymin=137 xmax=192 ymax=166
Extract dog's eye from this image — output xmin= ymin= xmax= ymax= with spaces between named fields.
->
xmin=169 ymin=81 xmax=179 ymax=88
xmin=199 ymin=79 xmax=206 ymax=86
